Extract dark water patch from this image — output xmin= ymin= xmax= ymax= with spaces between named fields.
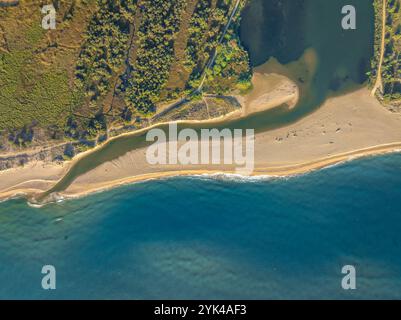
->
xmin=240 ymin=0 xmax=308 ymax=65
xmin=241 ymin=0 xmax=374 ymax=77
xmin=240 ymin=0 xmax=374 ymax=109
xmin=0 ymin=1 xmax=19 ymax=8
xmin=239 ymin=0 xmax=375 ymax=127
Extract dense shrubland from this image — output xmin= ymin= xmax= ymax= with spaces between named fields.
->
xmin=370 ymin=0 xmax=401 ymax=108
xmin=185 ymin=0 xmax=232 ymax=90
xmin=0 ymin=0 xmax=251 ymax=156
xmin=75 ymin=0 xmax=136 ymax=106
xmin=381 ymin=0 xmax=401 ymax=102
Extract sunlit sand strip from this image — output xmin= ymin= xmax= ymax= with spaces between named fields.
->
xmin=48 ymin=142 xmax=401 ymax=202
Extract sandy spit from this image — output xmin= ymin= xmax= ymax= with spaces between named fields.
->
xmin=1 ymin=77 xmax=401 ymax=202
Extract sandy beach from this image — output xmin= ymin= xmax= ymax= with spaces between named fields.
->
xmin=1 ymin=67 xmax=401 ymax=202
xmin=0 ymin=161 xmax=67 ymax=201
xmin=56 ymin=86 xmax=401 ymax=198
xmin=236 ymin=72 xmax=299 ymax=115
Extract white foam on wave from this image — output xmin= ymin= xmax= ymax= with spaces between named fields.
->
xmin=186 ymin=172 xmax=294 ymax=183
xmin=320 ymin=159 xmax=349 ymax=171
xmin=27 ymin=201 xmax=45 ymax=209
xmin=27 ymin=193 xmax=65 ymax=208
xmin=0 ymin=192 xmax=26 ymax=204
xmin=19 ymin=151 xmax=401 ymax=207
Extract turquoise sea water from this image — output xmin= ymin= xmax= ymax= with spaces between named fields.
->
xmin=1 ymin=154 xmax=401 ymax=299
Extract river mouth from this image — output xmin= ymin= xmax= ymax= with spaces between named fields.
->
xmin=40 ymin=0 xmax=375 ymax=197
xmin=240 ymin=0 xmax=374 ymax=107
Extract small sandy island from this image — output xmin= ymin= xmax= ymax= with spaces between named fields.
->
xmin=1 ymin=67 xmax=401 ymax=202
xmin=56 ymin=87 xmax=401 ymax=199
xmin=237 ymin=72 xmax=299 ymax=116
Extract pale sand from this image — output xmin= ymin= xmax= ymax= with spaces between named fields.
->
xmin=1 ymin=80 xmax=401 ymax=201
xmin=0 ymin=57 xmax=301 ymax=202
xmin=371 ymin=0 xmax=386 ymax=96
xmin=0 ymin=161 xmax=67 ymax=201
xmin=53 ymin=143 xmax=401 ymax=200
xmin=60 ymin=87 xmax=401 ymax=198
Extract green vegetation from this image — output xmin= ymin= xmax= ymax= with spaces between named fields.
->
xmin=122 ymin=0 xmax=186 ymax=116
xmin=185 ymin=0 xmax=232 ymax=89
xmin=382 ymin=0 xmax=401 ymax=103
xmin=0 ymin=0 xmax=96 ymax=147
xmin=203 ymin=0 xmax=252 ymax=94
xmin=183 ymin=0 xmax=251 ymax=94
xmin=75 ymin=0 xmax=135 ymax=106
xmin=370 ymin=0 xmax=384 ymax=79
xmin=0 ymin=25 xmax=72 ymax=136
xmin=370 ymin=0 xmax=401 ymax=108
xmin=184 ymin=0 xmax=216 ymax=79
xmin=184 ymin=0 xmax=212 ymax=72
xmin=204 ymin=38 xmax=251 ymax=94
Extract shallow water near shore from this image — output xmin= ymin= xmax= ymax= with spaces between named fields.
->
xmin=1 ymin=153 xmax=401 ymax=299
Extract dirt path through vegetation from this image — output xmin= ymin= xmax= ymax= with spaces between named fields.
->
xmin=371 ymin=0 xmax=387 ymax=96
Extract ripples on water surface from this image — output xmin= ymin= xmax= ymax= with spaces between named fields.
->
xmin=0 ymin=154 xmax=401 ymax=299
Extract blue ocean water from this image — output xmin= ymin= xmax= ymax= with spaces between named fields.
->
xmin=0 ymin=154 xmax=401 ymax=299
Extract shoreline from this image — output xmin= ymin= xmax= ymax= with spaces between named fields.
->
xmin=0 ymin=108 xmax=248 ymax=204
xmin=0 ymin=66 xmax=300 ymax=203
xmin=0 ymin=100 xmax=247 ymax=203
xmin=45 ymin=86 xmax=401 ymax=202
xmin=371 ymin=0 xmax=386 ymax=97
xmin=2 ymin=80 xmax=401 ymax=204
xmin=65 ymin=70 xmax=299 ymax=167
xmin=16 ymin=142 xmax=401 ymax=205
